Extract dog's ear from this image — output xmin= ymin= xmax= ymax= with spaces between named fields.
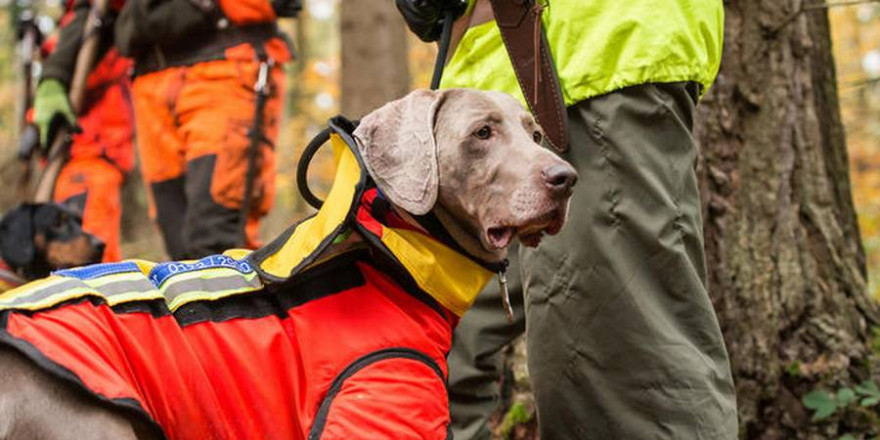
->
xmin=0 ymin=204 xmax=35 ymax=270
xmin=354 ymin=89 xmax=446 ymax=215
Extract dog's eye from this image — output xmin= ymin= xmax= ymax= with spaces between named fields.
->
xmin=473 ymin=125 xmax=492 ymax=140
xmin=533 ymin=130 xmax=543 ymax=144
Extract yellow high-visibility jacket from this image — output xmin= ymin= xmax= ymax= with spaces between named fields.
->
xmin=440 ymin=0 xmax=724 ymax=105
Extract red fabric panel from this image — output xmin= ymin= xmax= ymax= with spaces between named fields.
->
xmin=7 ymin=302 xmax=150 ymax=403
xmin=287 ymin=262 xmax=452 ymax=433
xmin=3 ymin=260 xmax=454 ymax=438
xmin=356 ymin=204 xmax=385 ymax=238
xmin=319 ymin=357 xmax=450 ymax=439
xmin=179 ymin=316 xmax=306 ymax=439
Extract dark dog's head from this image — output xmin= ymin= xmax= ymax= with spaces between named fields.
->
xmin=0 ymin=203 xmax=105 ymax=280
xmin=354 ymin=89 xmax=577 ymax=262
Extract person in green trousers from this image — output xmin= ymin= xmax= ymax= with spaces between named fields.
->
xmin=397 ymin=0 xmax=738 ymax=438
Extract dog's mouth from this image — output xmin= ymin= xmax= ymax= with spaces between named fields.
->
xmin=485 ymin=206 xmax=567 ymax=250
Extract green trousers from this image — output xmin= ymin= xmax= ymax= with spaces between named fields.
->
xmin=448 ymin=82 xmax=738 ymax=439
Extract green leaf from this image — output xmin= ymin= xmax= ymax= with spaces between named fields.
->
xmin=838 ymin=387 xmax=857 ymax=406
xmin=812 ymin=404 xmax=838 ymax=421
xmin=839 ymin=435 xmax=857 ymax=440
xmin=803 ymin=390 xmax=838 ymax=421
xmin=860 ymin=396 xmax=880 ymax=407
xmin=856 ymin=380 xmax=880 ymax=397
xmin=803 ymin=390 xmax=835 ymax=408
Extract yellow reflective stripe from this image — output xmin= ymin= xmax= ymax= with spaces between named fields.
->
xmin=0 ymin=276 xmax=67 ymax=303
xmin=167 ymin=285 xmax=262 ymax=312
xmin=1 ymin=286 xmax=97 ymax=311
xmin=106 ymin=290 xmax=165 ymax=307
xmin=258 ymin=136 xmax=361 ymax=278
xmin=158 ymin=264 xmax=261 ymax=310
xmin=0 ymin=276 xmax=78 ymax=308
xmin=81 ymin=271 xmax=147 ymax=289
xmin=0 ymin=271 xmax=163 ymax=311
xmin=380 ymin=227 xmax=494 ymax=316
xmin=159 ymin=266 xmax=257 ymax=285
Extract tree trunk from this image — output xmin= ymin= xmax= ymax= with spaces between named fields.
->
xmin=339 ymin=0 xmax=409 ymax=117
xmin=696 ymin=1 xmax=880 ymax=438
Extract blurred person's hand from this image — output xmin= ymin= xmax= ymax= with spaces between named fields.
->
xmin=396 ymin=0 xmax=467 ymax=42
xmin=272 ymin=0 xmax=303 ymax=17
xmin=34 ymin=79 xmax=78 ymax=148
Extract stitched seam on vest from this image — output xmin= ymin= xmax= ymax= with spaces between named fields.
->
xmin=307 ymin=347 xmax=446 ymax=439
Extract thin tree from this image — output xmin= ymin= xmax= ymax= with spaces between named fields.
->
xmin=339 ymin=0 xmax=409 ymax=117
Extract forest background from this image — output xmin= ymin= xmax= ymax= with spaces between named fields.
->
xmin=1 ymin=1 xmax=880 ymax=438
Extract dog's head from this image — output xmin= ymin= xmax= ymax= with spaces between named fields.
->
xmin=354 ymin=89 xmax=577 ymax=262
xmin=0 ymin=202 xmax=105 ymax=279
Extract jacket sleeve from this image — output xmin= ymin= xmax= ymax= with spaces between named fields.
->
xmin=40 ymin=0 xmax=90 ymax=86
xmin=41 ymin=0 xmax=118 ymax=88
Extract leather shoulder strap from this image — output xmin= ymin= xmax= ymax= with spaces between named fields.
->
xmin=488 ymin=0 xmax=568 ymax=151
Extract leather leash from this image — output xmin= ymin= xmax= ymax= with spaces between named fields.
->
xmin=488 ymin=0 xmax=568 ymax=152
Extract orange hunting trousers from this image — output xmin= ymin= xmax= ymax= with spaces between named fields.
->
xmin=53 ymin=158 xmax=125 ymax=263
xmin=132 ymin=58 xmax=284 ymax=259
xmin=51 ymin=49 xmax=133 ymax=264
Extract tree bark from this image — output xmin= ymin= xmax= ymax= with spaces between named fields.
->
xmin=696 ymin=1 xmax=880 ymax=438
xmin=339 ymin=0 xmax=409 ymax=117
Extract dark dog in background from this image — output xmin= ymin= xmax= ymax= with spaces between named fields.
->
xmin=0 ymin=202 xmax=105 ymax=288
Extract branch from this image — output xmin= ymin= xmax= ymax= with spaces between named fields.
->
xmin=770 ymin=0 xmax=880 ymax=35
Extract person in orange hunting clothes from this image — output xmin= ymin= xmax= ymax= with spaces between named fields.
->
xmin=34 ymin=0 xmax=298 ymax=260
xmin=40 ymin=5 xmax=135 ymax=263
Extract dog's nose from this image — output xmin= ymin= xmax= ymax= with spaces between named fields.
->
xmin=542 ymin=164 xmax=578 ymax=196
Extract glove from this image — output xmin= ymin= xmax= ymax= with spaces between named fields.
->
xmin=271 ymin=0 xmax=303 ymax=18
xmin=33 ymin=79 xmax=78 ymax=148
xmin=396 ymin=0 xmax=467 ymax=42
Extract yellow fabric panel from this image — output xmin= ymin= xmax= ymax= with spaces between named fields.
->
xmin=257 ymin=135 xmax=362 ymax=279
xmin=132 ymin=259 xmax=157 ymax=275
xmin=224 ymin=248 xmax=252 ymax=260
xmin=381 ymin=227 xmax=494 ymax=316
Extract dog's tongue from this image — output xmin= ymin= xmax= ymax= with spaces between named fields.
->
xmin=487 ymin=227 xmax=515 ymax=249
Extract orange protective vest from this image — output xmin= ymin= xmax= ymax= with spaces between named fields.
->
xmin=0 ymin=121 xmax=495 ymax=439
